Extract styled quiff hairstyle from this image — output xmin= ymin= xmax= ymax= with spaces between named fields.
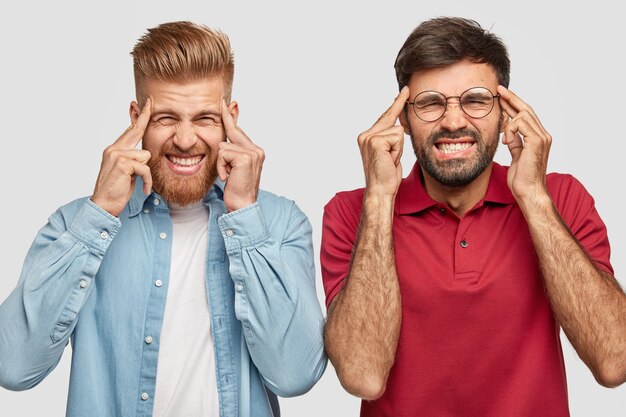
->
xmin=131 ymin=21 xmax=234 ymax=102
xmin=394 ymin=17 xmax=510 ymax=90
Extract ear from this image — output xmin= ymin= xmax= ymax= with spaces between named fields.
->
xmin=228 ymin=101 xmax=239 ymax=125
xmin=399 ymin=107 xmax=412 ymax=135
xmin=499 ymin=108 xmax=509 ymax=133
xmin=129 ymin=101 xmax=141 ymax=124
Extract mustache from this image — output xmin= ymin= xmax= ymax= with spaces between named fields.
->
xmin=428 ymin=128 xmax=480 ymax=145
xmin=156 ymin=140 xmax=211 ymax=157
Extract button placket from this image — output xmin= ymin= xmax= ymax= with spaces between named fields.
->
xmin=453 ymin=216 xmax=478 ymax=281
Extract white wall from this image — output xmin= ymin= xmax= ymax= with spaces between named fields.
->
xmin=0 ymin=1 xmax=624 ymax=415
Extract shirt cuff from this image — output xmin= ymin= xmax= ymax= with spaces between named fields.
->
xmin=218 ymin=202 xmax=270 ymax=255
xmin=67 ymin=199 xmax=122 ymax=255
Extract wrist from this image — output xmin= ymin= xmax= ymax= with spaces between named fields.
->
xmin=90 ymin=196 xmax=122 ymax=217
xmin=362 ymin=191 xmax=395 ymax=224
xmin=516 ymin=190 xmax=554 ymax=218
xmin=225 ymin=198 xmax=256 ymax=213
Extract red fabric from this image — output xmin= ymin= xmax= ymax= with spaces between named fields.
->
xmin=321 ymin=162 xmax=613 ymax=417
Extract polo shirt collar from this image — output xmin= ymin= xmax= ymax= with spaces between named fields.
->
xmin=483 ymin=162 xmax=516 ymax=205
xmin=395 ymin=161 xmax=516 ymax=215
xmin=395 ymin=163 xmax=437 ymax=215
xmin=127 ymin=177 xmax=226 ymax=217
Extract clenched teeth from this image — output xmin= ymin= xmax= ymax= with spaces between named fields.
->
xmin=437 ymin=142 xmax=473 ymax=155
xmin=168 ymin=155 xmax=203 ymax=166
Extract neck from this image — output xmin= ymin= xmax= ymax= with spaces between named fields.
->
xmin=421 ymin=163 xmax=493 ymax=217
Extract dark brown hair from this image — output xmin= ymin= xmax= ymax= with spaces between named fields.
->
xmin=394 ymin=17 xmax=510 ymax=89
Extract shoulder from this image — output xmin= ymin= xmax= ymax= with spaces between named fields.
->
xmin=256 ymin=189 xmax=298 ymax=214
xmin=546 ymin=171 xmax=586 ymax=192
xmin=324 ymin=188 xmax=365 ymax=217
xmin=546 ymin=172 xmax=599 ymax=228
xmin=255 ymin=189 xmax=311 ymax=233
xmin=50 ymin=196 xmax=94 ymax=226
xmin=322 ymin=187 xmax=365 ymax=233
xmin=546 ymin=172 xmax=594 ymax=208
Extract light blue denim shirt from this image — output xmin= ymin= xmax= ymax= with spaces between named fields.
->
xmin=0 ymin=179 xmax=327 ymax=417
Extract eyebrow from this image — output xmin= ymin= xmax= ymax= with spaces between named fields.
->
xmin=195 ymin=110 xmax=221 ymax=118
xmin=151 ymin=109 xmax=222 ymax=119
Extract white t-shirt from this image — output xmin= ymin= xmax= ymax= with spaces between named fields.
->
xmin=153 ymin=202 xmax=219 ymax=417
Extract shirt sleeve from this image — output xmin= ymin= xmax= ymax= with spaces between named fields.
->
xmin=548 ymin=174 xmax=614 ymax=274
xmin=218 ymin=201 xmax=327 ymax=397
xmin=320 ymin=192 xmax=361 ymax=308
xmin=0 ymin=199 xmax=120 ymax=391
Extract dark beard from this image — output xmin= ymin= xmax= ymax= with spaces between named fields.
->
xmin=410 ymin=124 xmax=500 ymax=188
xmin=147 ymin=142 xmax=217 ymax=207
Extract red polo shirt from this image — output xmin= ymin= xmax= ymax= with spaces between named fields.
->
xmin=321 ymin=162 xmax=613 ymax=417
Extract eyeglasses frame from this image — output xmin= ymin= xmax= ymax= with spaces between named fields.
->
xmin=406 ymin=87 xmax=501 ymax=122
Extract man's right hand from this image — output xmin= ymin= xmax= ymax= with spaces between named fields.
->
xmin=357 ymin=86 xmax=410 ymax=197
xmin=91 ymin=99 xmax=153 ymax=217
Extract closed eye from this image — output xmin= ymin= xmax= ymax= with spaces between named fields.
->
xmin=153 ymin=116 xmax=177 ymax=125
xmin=196 ymin=116 xmax=221 ymax=125
xmin=416 ymin=99 xmax=445 ymax=109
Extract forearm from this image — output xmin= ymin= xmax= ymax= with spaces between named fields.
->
xmin=520 ymin=194 xmax=626 ymax=387
xmin=221 ymin=202 xmax=327 ymax=397
xmin=324 ymin=192 xmax=401 ymax=400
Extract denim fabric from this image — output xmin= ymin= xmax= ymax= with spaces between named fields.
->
xmin=0 ymin=180 xmax=326 ymax=417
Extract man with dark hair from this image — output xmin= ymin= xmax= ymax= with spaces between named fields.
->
xmin=322 ymin=17 xmax=625 ymax=416
xmin=0 ymin=21 xmax=326 ymax=417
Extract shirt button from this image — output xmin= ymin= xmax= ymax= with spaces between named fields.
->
xmin=159 ymin=232 xmax=167 ymax=239
xmin=143 ymin=209 xmax=150 ymax=214
xmin=153 ymin=198 xmax=160 ymax=206
xmin=460 ymin=240 xmax=468 ymax=248
xmin=439 ymin=207 xmax=445 ymax=214
xmin=145 ymin=336 xmax=153 ymax=344
xmin=79 ymin=280 xmax=88 ymax=289
xmin=235 ymin=282 xmax=243 ymax=292
xmin=155 ymin=279 xmax=163 ymax=287
xmin=225 ymin=229 xmax=234 ymax=237
xmin=100 ymin=231 xmax=109 ymax=240
xmin=141 ymin=392 xmax=149 ymax=401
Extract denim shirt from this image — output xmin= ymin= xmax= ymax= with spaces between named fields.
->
xmin=0 ymin=180 xmax=327 ymax=417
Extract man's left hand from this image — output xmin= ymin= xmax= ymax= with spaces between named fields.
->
xmin=218 ymin=99 xmax=265 ymax=212
xmin=498 ymin=86 xmax=552 ymax=204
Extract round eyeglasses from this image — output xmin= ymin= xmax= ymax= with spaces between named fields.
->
xmin=407 ymin=87 xmax=500 ymax=122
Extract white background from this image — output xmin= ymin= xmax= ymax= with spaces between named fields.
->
xmin=1 ymin=1 xmax=624 ymax=416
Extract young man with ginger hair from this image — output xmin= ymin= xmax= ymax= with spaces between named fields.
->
xmin=0 ymin=21 xmax=326 ymax=417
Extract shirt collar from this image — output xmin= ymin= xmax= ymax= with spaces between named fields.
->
xmin=128 ymin=177 xmax=226 ymax=217
xmin=395 ymin=161 xmax=515 ymax=215
xmin=483 ymin=162 xmax=516 ymax=205
xmin=395 ymin=163 xmax=438 ymax=215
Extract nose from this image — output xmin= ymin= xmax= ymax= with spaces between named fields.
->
xmin=172 ymin=122 xmax=198 ymax=151
xmin=439 ymin=98 xmax=469 ymax=132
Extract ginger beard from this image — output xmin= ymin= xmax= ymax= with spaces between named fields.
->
xmin=147 ymin=140 xmax=218 ymax=207
xmin=409 ymin=119 xmax=501 ymax=187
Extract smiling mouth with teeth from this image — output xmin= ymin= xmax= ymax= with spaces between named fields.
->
xmin=436 ymin=142 xmax=474 ymax=155
xmin=167 ymin=155 xmax=205 ymax=166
